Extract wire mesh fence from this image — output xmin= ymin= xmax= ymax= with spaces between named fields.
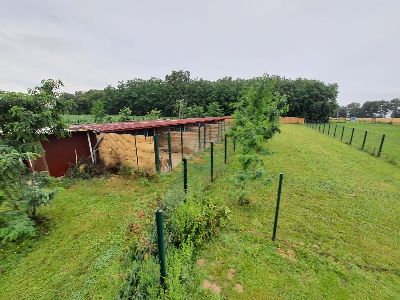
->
xmin=306 ymin=122 xmax=391 ymax=161
xmin=117 ymin=120 xmax=236 ymax=299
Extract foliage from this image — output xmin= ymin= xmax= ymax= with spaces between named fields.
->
xmin=0 ymin=144 xmax=55 ymax=243
xmin=337 ymin=98 xmax=400 ymax=118
xmin=117 ymin=107 xmax=132 ymax=122
xmin=165 ymin=194 xmax=230 ymax=248
xmin=0 ymin=79 xmax=67 ymax=244
xmin=64 ymin=159 xmax=109 ymax=180
xmin=117 ymin=143 xmax=231 ymax=299
xmin=173 ymin=99 xmax=205 ymax=118
xmin=146 ymin=108 xmax=162 ymax=120
xmin=0 ymin=79 xmax=70 ymax=153
xmin=91 ymin=100 xmax=107 ymax=123
xmin=230 ymin=77 xmax=288 ymax=204
xmin=56 ymin=70 xmax=337 ymax=121
xmin=205 ymin=101 xmax=223 ymax=117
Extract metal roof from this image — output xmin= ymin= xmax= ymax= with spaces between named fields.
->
xmin=69 ymin=116 xmax=231 ymax=133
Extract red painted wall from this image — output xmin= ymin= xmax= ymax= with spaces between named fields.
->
xmin=34 ymin=132 xmax=97 ymax=177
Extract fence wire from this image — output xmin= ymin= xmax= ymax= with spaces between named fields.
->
xmin=306 ymin=122 xmax=395 ymax=163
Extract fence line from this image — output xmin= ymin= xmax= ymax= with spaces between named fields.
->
xmin=305 ymin=122 xmax=388 ymax=160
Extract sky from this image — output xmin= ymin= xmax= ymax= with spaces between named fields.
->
xmin=1 ymin=0 xmax=399 ymax=105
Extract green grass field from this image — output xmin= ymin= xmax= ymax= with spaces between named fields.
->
xmin=312 ymin=122 xmax=400 ymax=166
xmin=1 ymin=125 xmax=399 ymax=299
xmin=63 ymin=115 xmax=173 ymax=125
xmin=0 ymin=175 xmax=178 ymax=299
xmin=186 ymin=125 xmax=400 ymax=299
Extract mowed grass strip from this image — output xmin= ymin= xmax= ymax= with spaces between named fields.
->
xmin=0 ymin=174 xmax=177 ymax=300
xmin=189 ymin=125 xmax=400 ymax=299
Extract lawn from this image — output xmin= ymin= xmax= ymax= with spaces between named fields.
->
xmin=0 ymin=174 xmax=178 ymax=299
xmin=320 ymin=122 xmax=400 ymax=166
xmin=187 ymin=125 xmax=400 ymax=299
xmin=1 ymin=125 xmax=399 ymax=299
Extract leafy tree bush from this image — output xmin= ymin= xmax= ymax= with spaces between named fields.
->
xmin=117 ymin=106 xmax=132 ymax=122
xmin=91 ymin=100 xmax=106 ymax=123
xmin=205 ymin=101 xmax=223 ymax=117
xmin=0 ymin=144 xmax=55 ymax=243
xmin=0 ymin=79 xmax=68 ymax=243
xmin=0 ymin=79 xmax=69 ymax=152
xmin=231 ymin=77 xmax=288 ymax=204
xmin=146 ymin=108 xmax=162 ymax=120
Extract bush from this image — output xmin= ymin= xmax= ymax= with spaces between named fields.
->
xmin=64 ymin=159 xmax=109 ymax=179
xmin=165 ymin=194 xmax=230 ymax=247
xmin=0 ymin=144 xmax=57 ymax=244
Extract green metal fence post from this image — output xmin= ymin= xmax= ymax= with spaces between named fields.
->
xmin=361 ymin=130 xmax=368 ymax=151
xmin=210 ymin=142 xmax=214 ymax=182
xmin=224 ymin=135 xmax=227 ymax=164
xmin=134 ymin=135 xmax=139 ymax=168
xmin=233 ymin=139 xmax=236 ymax=152
xmin=327 ymin=124 xmax=331 ymax=135
xmin=333 ymin=125 xmax=337 ymax=138
xmin=183 ymin=158 xmax=188 ymax=193
xmin=377 ymin=134 xmax=386 ymax=157
xmin=349 ymin=128 xmax=355 ymax=145
xmin=319 ymin=124 xmax=321 ymax=132
xmin=180 ymin=125 xmax=184 ymax=158
xmin=156 ymin=209 xmax=167 ymax=289
xmin=167 ymin=128 xmax=172 ymax=170
xmin=203 ymin=125 xmax=207 ymax=149
xmin=340 ymin=126 xmax=345 ymax=141
xmin=198 ymin=124 xmax=201 ymax=151
xmin=272 ymin=173 xmax=284 ymax=241
xmin=323 ymin=123 xmax=326 ymax=134
xmin=154 ymin=133 xmax=160 ymax=174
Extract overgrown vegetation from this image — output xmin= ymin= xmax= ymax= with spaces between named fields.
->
xmin=0 ymin=79 xmax=68 ymax=244
xmin=117 ymin=148 xmax=232 ymax=299
xmin=230 ymin=77 xmax=288 ymax=205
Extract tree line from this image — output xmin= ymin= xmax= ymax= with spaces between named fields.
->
xmin=337 ymin=99 xmax=400 ymax=118
xmin=61 ymin=70 xmax=339 ymax=122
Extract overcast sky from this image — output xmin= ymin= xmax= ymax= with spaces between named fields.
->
xmin=1 ymin=0 xmax=399 ymax=105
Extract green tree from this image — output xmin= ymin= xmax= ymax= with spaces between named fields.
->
xmin=117 ymin=106 xmax=132 ymax=122
xmin=146 ymin=108 xmax=162 ymax=120
xmin=0 ymin=79 xmax=70 ymax=153
xmin=231 ymin=77 xmax=288 ymax=204
xmin=91 ymin=100 xmax=106 ymax=123
xmin=390 ymin=98 xmax=400 ymax=117
xmin=205 ymin=101 xmax=224 ymax=117
xmin=346 ymin=102 xmax=362 ymax=117
xmin=0 ymin=79 xmax=67 ymax=243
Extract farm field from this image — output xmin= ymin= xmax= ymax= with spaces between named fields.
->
xmin=186 ymin=125 xmax=400 ymax=299
xmin=63 ymin=115 xmax=173 ymax=125
xmin=1 ymin=125 xmax=399 ymax=299
xmin=314 ymin=122 xmax=400 ymax=166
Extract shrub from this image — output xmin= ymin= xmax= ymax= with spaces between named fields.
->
xmin=0 ymin=144 xmax=57 ymax=244
xmin=64 ymin=159 xmax=109 ymax=179
xmin=165 ymin=194 xmax=230 ymax=247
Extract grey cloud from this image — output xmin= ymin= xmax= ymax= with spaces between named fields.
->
xmin=1 ymin=0 xmax=400 ymax=105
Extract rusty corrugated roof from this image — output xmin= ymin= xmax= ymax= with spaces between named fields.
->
xmin=69 ymin=116 xmax=231 ymax=133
